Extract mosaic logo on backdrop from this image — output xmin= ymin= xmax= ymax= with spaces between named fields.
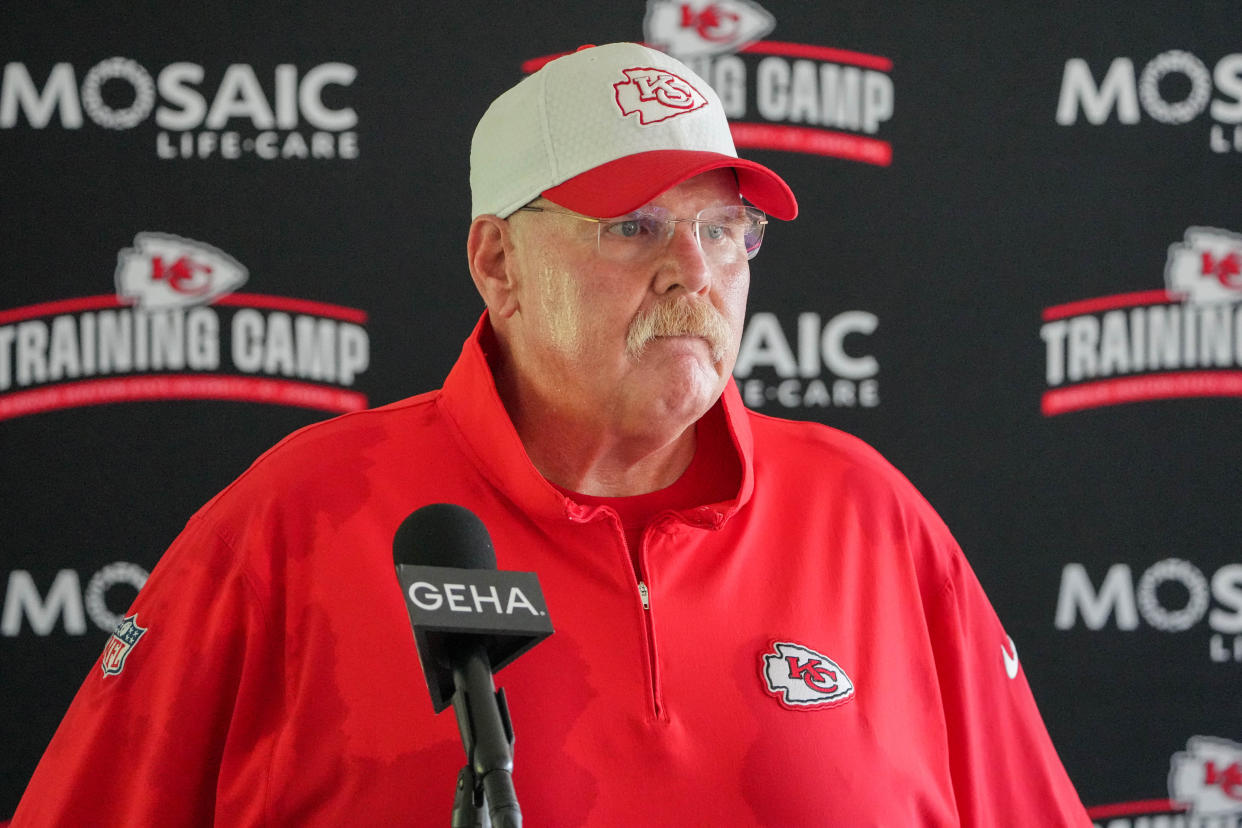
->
xmin=0 ymin=233 xmax=370 ymax=421
xmin=1039 ymin=227 xmax=1242 ymax=415
xmin=522 ymin=0 xmax=896 ymax=167
xmin=733 ymin=310 xmax=879 ymax=411
xmin=1057 ymin=49 xmax=1242 ymax=155
xmin=2 ymin=562 xmax=148 ymax=638
xmin=0 ymin=59 xmax=358 ymax=159
xmin=1055 ymin=556 xmax=1242 ymax=663
xmin=1060 ymin=553 xmax=1242 ymax=823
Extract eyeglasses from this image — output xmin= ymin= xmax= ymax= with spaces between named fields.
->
xmin=515 ymin=204 xmax=767 ymax=264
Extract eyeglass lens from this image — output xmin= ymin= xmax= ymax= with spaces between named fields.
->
xmin=596 ymin=206 xmax=765 ymax=263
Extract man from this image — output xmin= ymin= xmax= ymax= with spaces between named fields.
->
xmin=14 ymin=43 xmax=1090 ymax=825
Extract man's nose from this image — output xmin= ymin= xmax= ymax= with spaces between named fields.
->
xmin=654 ymin=221 xmax=711 ymax=295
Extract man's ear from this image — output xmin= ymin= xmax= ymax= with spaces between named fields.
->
xmin=467 ymin=215 xmax=521 ymax=319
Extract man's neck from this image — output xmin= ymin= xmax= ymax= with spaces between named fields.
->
xmin=492 ymin=368 xmax=696 ymax=497
xmin=524 ymin=421 xmax=697 ymax=497
xmin=485 ymin=323 xmax=711 ymax=496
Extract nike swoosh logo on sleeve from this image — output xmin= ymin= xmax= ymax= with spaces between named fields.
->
xmin=1001 ymin=635 xmax=1019 ymax=680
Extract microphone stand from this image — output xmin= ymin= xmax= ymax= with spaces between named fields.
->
xmin=449 ymin=645 xmax=521 ymax=828
xmin=450 ymin=765 xmax=484 ymax=828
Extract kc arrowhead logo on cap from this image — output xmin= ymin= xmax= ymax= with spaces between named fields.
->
xmin=469 ymin=41 xmax=797 ymax=221
xmin=613 ymin=67 xmax=709 ymax=125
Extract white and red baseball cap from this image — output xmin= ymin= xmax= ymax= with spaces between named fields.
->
xmin=469 ymin=42 xmax=797 ymax=221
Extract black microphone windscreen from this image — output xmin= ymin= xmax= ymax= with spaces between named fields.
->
xmin=393 ymin=503 xmax=497 ymax=570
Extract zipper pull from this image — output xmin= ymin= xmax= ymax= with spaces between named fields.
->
xmin=638 ymin=581 xmax=650 ymax=610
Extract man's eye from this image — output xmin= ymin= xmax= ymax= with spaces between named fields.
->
xmin=605 ymin=216 xmax=660 ymax=239
xmin=611 ymin=220 xmax=643 ymax=238
xmin=704 ymin=222 xmax=745 ymax=244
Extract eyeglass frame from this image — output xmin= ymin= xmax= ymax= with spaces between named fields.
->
xmin=513 ymin=202 xmax=768 ymax=263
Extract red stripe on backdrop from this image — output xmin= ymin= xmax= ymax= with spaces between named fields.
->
xmin=1041 ymin=290 xmax=1175 ymax=321
xmin=1041 ymin=370 xmax=1242 ymax=415
xmin=215 ymin=294 xmax=369 ymax=324
xmin=520 ymin=41 xmax=894 ymax=75
xmin=0 ymin=376 xmax=368 ymax=421
xmin=0 ymin=294 xmax=367 ymax=325
xmin=1085 ymin=798 xmax=1182 ymax=819
xmin=739 ymin=41 xmax=893 ymax=72
xmin=0 ymin=295 xmax=123 ymax=325
xmin=730 ymin=123 xmax=892 ymax=165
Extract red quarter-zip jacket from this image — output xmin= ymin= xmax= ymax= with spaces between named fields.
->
xmin=13 ymin=314 xmax=1090 ymax=826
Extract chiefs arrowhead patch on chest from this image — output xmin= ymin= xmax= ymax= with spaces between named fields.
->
xmin=761 ymin=640 xmax=856 ymax=710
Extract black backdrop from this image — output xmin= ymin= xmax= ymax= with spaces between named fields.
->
xmin=3 ymin=3 xmax=1241 ymax=824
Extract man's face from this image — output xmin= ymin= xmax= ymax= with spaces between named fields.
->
xmin=505 ymin=169 xmax=750 ymax=437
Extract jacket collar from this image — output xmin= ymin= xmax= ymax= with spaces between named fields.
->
xmin=437 ymin=313 xmax=755 ymax=527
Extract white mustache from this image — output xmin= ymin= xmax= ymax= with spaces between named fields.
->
xmin=626 ymin=299 xmax=730 ymax=363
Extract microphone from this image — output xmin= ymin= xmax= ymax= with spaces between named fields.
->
xmin=392 ymin=503 xmax=553 ymax=828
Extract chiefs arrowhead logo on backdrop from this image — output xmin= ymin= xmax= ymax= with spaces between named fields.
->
xmin=1165 ymin=227 xmax=1242 ymax=305
xmin=614 ymin=67 xmax=709 ymax=125
xmin=644 ymin=0 xmax=776 ymax=58
xmin=1169 ymin=736 xmax=1242 ymax=817
xmin=100 ymin=614 xmax=147 ymax=677
xmin=761 ymin=640 xmax=856 ymax=709
xmin=115 ymin=232 xmax=248 ymax=310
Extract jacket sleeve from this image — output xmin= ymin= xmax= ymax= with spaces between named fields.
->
xmin=10 ymin=513 xmax=278 ymax=827
xmin=925 ymin=542 xmax=1092 ymax=826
